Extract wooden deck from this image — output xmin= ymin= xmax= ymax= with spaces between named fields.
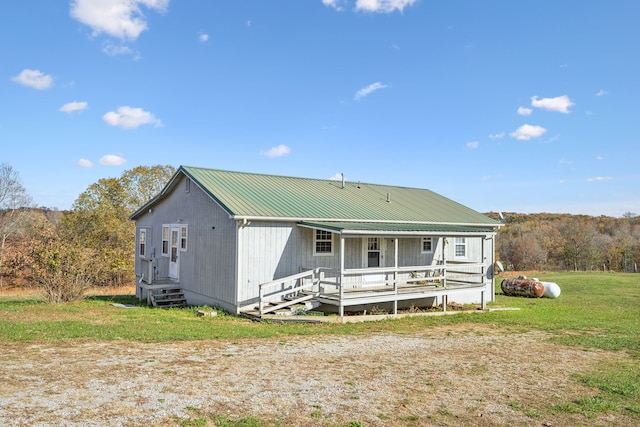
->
xmin=253 ymin=265 xmax=491 ymax=317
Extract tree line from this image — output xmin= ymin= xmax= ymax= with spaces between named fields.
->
xmin=0 ymin=163 xmax=174 ymax=302
xmin=490 ymin=212 xmax=640 ymax=272
xmin=1 ymin=162 xmax=638 ymax=302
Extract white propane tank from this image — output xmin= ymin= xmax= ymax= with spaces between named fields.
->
xmin=541 ymin=281 xmax=561 ymax=298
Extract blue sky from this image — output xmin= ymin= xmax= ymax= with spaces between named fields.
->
xmin=1 ymin=1 xmax=638 ymax=217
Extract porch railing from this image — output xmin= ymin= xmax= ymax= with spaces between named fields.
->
xmin=257 ymin=262 xmax=488 ymax=316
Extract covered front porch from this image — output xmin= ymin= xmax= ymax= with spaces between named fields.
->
xmin=252 ymin=222 xmax=496 ymax=317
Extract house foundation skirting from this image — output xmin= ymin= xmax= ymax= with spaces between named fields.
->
xmin=316 ymin=283 xmax=487 ymax=316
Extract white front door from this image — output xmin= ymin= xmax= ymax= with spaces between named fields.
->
xmin=362 ymin=237 xmax=386 ymax=287
xmin=168 ymin=226 xmax=180 ymax=280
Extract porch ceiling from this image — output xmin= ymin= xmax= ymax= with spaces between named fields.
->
xmin=297 ymin=221 xmax=494 ymax=237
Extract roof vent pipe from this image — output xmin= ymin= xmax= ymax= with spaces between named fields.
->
xmin=341 ymin=173 xmax=345 ymax=189
xmin=386 ymin=192 xmax=391 ymax=203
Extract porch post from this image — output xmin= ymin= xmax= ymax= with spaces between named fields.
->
xmin=259 ymin=285 xmax=264 ymax=317
xmin=481 ymin=235 xmax=488 ymax=310
xmin=393 ymin=237 xmax=398 ymax=315
xmin=489 ymin=234 xmax=496 ymax=302
xmin=339 ymin=236 xmax=345 ymax=317
xmin=442 ymin=237 xmax=447 ymax=288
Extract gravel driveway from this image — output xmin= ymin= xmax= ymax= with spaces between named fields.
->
xmin=0 ymin=328 xmax=633 ymax=426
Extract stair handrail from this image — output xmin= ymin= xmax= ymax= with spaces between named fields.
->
xmin=258 ymin=267 xmax=327 ymax=316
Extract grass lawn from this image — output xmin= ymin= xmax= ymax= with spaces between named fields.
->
xmin=1 ymin=271 xmax=638 ymax=425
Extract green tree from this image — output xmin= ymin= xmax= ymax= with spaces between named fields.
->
xmin=119 ymin=165 xmax=174 ymax=212
xmin=62 ymin=165 xmax=174 ymax=287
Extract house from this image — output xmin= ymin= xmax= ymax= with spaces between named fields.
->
xmin=130 ymin=166 xmax=502 ymax=317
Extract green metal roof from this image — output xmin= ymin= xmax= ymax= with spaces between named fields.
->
xmin=298 ymin=221 xmax=492 ymax=235
xmin=176 ymin=166 xmax=499 ymax=228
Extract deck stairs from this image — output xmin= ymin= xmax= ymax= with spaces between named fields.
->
xmin=244 ymin=290 xmax=322 ymax=318
xmin=149 ymin=287 xmax=187 ymax=308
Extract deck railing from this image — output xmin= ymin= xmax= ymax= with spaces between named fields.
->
xmin=258 ymin=267 xmax=332 ymax=316
xmin=257 ymin=262 xmax=488 ymax=316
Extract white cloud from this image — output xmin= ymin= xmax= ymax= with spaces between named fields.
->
xmin=59 ymin=101 xmax=89 ymax=113
xmin=531 ymin=95 xmax=575 ymax=114
xmin=354 ymin=82 xmax=389 ymax=101
xmin=102 ymin=41 xmax=135 ymax=57
xmin=77 ymin=158 xmax=93 ymax=168
xmin=510 ymin=124 xmax=547 ymax=140
xmin=586 ymin=176 xmax=613 ymax=182
xmin=322 ymin=0 xmax=345 ymax=11
xmin=489 ymin=132 xmax=505 ymax=139
xmin=99 ymin=154 xmax=127 ymax=166
xmin=329 ymin=173 xmax=344 ymax=180
xmin=11 ymin=69 xmax=53 ymax=90
xmin=103 ymin=106 xmax=163 ymax=129
xmin=355 ymin=0 xmax=418 ymax=13
xmin=596 ymin=89 xmax=608 ymax=97
xmin=198 ymin=32 xmax=209 ymax=42
xmin=261 ymin=144 xmax=291 ymax=158
xmin=517 ymin=106 xmax=533 ymax=116
xmin=70 ymin=0 xmax=169 ymax=41
xmin=466 ymin=141 xmax=479 ymax=149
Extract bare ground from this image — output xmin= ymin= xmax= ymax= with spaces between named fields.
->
xmin=0 ymin=326 xmax=636 ymax=427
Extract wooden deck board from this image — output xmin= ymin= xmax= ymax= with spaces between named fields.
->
xmin=316 ymin=282 xmax=485 ymax=307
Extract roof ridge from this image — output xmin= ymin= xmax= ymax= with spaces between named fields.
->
xmin=180 ymin=165 xmax=437 ymax=192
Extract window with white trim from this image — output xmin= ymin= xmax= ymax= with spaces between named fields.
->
xmin=454 ymin=237 xmax=467 ymax=258
xmin=421 ymin=237 xmax=433 ymax=253
xmin=162 ymin=226 xmax=169 ymax=256
xmin=138 ymin=229 xmax=147 ymax=257
xmin=180 ymin=226 xmax=188 ymax=251
xmin=314 ymin=229 xmax=333 ymax=256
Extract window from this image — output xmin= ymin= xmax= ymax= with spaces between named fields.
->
xmin=180 ymin=226 xmax=188 ymax=251
xmin=162 ymin=226 xmax=169 ymax=256
xmin=367 ymin=238 xmax=380 ymax=267
xmin=422 ymin=237 xmax=433 ymax=253
xmin=454 ymin=237 xmax=467 ymax=258
xmin=138 ymin=229 xmax=147 ymax=257
xmin=314 ymin=229 xmax=333 ymax=256
xmin=367 ymin=237 xmax=379 ymax=251
xmin=171 ymin=229 xmax=179 ymax=262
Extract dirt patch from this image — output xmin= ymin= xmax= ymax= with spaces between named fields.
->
xmin=0 ymin=328 xmax=635 ymax=426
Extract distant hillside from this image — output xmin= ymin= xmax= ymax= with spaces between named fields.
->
xmin=484 ymin=212 xmax=639 ymax=272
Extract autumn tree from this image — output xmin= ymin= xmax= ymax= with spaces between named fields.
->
xmin=0 ymin=164 xmax=33 ymax=290
xmin=21 ymin=216 xmax=96 ymax=303
xmin=119 ymin=165 xmax=174 ymax=212
xmin=62 ymin=165 xmax=174 ymax=287
xmin=494 ymin=212 xmax=640 ymax=272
